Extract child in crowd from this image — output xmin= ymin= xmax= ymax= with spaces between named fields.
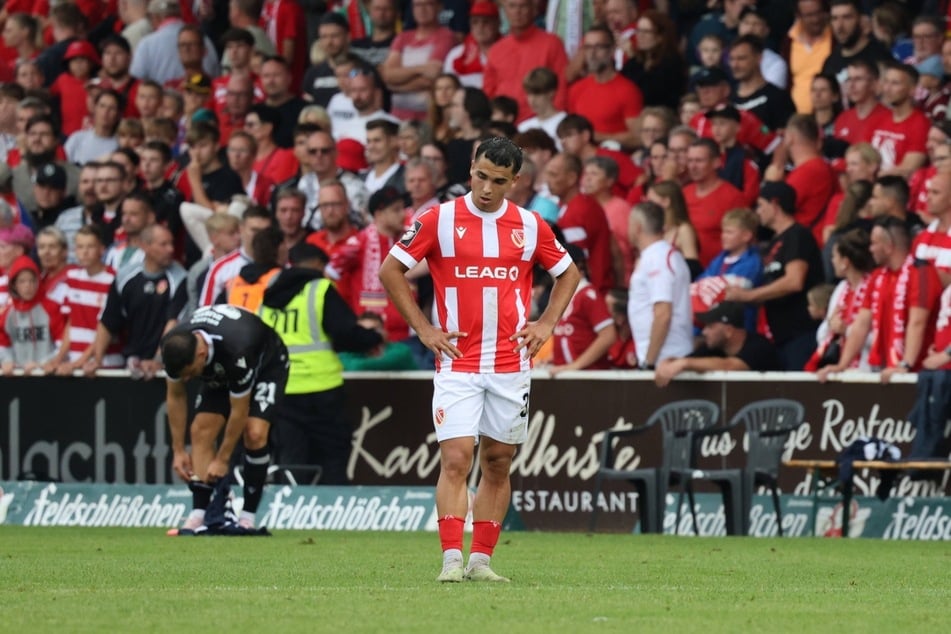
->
xmin=679 ymin=93 xmax=701 ymax=127
xmin=50 ymin=39 xmax=99 ymax=136
xmin=0 ymin=255 xmax=67 ymax=375
xmin=807 ymin=283 xmax=835 ymax=322
xmin=517 ymin=67 xmax=567 ymax=147
xmin=690 ymin=34 xmax=726 ymax=88
xmin=693 ymin=208 xmax=763 ymax=332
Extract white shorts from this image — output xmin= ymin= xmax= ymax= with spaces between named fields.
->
xmin=432 ymin=370 xmax=531 ymax=444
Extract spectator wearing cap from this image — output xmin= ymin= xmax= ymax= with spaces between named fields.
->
xmin=119 ymin=0 xmax=154 ymax=52
xmin=302 ymin=12 xmax=353 ymax=108
xmin=180 ymin=73 xmax=214 ymax=131
xmin=12 ymin=115 xmax=80 ymax=214
xmin=689 ymin=65 xmax=779 ymax=157
xmin=682 ymin=137 xmax=746 ymax=268
xmin=98 ymin=34 xmax=143 ymax=119
xmin=29 ymin=162 xmax=74 ymax=230
xmin=729 ymin=34 xmax=796 ymax=134
xmin=34 ymin=3 xmax=85 ymax=88
xmin=261 ymin=0 xmax=308 ymax=91
xmin=705 ymin=105 xmax=760 ymax=207
xmin=764 ymin=114 xmax=838 ymax=246
xmin=50 ymin=39 xmax=99 ymax=137
xmin=443 ymin=0 xmax=501 ymax=89
xmin=568 ymin=24 xmax=643 ymax=151
xmin=350 ymin=0 xmax=400 ymax=67
xmin=245 ymin=103 xmax=299 ymax=186
xmin=328 ymin=66 xmax=399 ymax=145
xmin=64 ymin=89 xmax=122 ymax=165
xmin=737 ymin=3 xmax=787 ymax=89
xmin=725 ymin=181 xmax=825 ymax=370
xmin=654 ymin=301 xmax=781 ymax=387
xmin=484 ymin=0 xmax=567 ymax=125
xmin=130 ymin=0 xmax=219 ymax=85
xmin=915 ymin=54 xmax=948 ymax=119
xmin=820 ymin=0 xmax=892 ymax=88
xmin=0 ymin=222 xmax=35 ymax=305
xmin=325 ymin=185 xmax=414 ymax=342
xmin=380 ymin=0 xmax=455 ymax=121
xmin=547 ymin=244 xmax=617 ymax=376
xmin=261 ymin=56 xmax=308 ymax=148
xmin=785 ymin=0 xmax=833 ymax=113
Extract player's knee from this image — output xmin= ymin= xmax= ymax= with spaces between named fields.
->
xmin=481 ymin=451 xmax=513 ymax=480
xmin=243 ymin=427 xmax=268 ymax=450
xmin=190 ymin=421 xmax=217 ymax=445
xmin=440 ymin=449 xmax=473 ymax=480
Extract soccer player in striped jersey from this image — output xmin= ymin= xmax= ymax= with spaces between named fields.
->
xmin=380 ymin=137 xmax=581 ymax=583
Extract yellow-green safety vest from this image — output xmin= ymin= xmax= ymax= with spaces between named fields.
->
xmin=259 ymin=278 xmax=342 ymax=394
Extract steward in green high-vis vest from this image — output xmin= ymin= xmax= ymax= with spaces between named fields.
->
xmin=259 ymin=242 xmax=382 ymax=485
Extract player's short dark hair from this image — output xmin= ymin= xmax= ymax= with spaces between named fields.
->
xmin=473 ymin=137 xmax=523 ymax=174
xmin=161 ymin=331 xmax=198 ymax=380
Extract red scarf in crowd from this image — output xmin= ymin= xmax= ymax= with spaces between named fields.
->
xmin=867 ymin=256 xmax=914 ymax=368
xmin=452 ymin=35 xmax=484 ymax=76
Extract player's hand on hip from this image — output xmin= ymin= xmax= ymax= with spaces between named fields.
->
xmin=511 ymin=321 xmax=553 ymax=359
xmin=172 ymin=450 xmax=194 ymax=482
xmin=419 ymin=324 xmax=466 ymax=359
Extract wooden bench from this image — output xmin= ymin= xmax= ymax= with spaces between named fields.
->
xmin=783 ymin=459 xmax=951 ymax=537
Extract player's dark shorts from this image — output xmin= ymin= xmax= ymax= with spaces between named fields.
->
xmin=194 ymin=345 xmax=289 ymax=421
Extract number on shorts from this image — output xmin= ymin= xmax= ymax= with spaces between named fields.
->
xmin=254 ymin=382 xmax=276 ymax=412
xmin=519 ymin=392 xmax=529 ymax=419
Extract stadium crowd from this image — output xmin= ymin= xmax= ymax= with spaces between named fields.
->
xmin=3 ymin=0 xmax=951 ymax=382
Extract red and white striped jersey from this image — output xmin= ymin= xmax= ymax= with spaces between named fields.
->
xmin=390 ymin=193 xmax=572 ymax=373
xmin=63 ymin=267 xmax=123 ymax=366
xmin=199 ymin=248 xmax=252 ymax=307
xmin=912 ymin=220 xmax=951 ymax=273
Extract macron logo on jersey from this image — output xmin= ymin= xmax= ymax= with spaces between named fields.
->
xmin=455 ymin=226 xmax=467 ymax=239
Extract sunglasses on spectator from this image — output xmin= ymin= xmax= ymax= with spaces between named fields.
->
xmin=308 ymin=146 xmax=335 ymax=155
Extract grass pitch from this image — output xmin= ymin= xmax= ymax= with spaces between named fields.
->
xmin=1 ymin=527 xmax=948 ymax=634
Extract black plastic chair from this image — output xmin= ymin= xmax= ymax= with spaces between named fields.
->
xmin=678 ymin=399 xmax=806 ymax=536
xmin=589 ymin=399 xmax=720 ymax=534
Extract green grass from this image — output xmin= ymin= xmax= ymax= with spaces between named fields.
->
xmin=1 ymin=528 xmax=949 ymax=634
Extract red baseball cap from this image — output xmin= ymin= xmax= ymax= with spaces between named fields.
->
xmin=337 ymin=138 xmax=368 ymax=173
xmin=470 ymin=1 xmax=499 ymax=19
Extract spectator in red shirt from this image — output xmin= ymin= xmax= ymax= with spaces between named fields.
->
xmin=306 ymin=180 xmax=360 ymax=263
xmin=706 ymin=105 xmax=760 ymax=208
xmin=50 ymin=39 xmax=99 ymax=137
xmin=848 ymin=216 xmax=941 ymax=383
xmin=682 ymin=138 xmax=746 ymax=268
xmin=548 ymin=245 xmax=617 ymax=375
xmin=834 ymin=59 xmax=890 ymax=146
xmin=764 ymin=114 xmax=837 ymax=246
xmin=98 ymin=34 xmax=141 ymax=119
xmin=261 ymin=0 xmax=308 ymax=91
xmin=484 ymin=0 xmax=568 ymax=125
xmin=870 ymin=61 xmax=930 ymax=178
xmin=226 ymin=130 xmax=274 ymax=208
xmin=546 ymin=152 xmax=618 ymax=294
xmin=244 ymin=103 xmax=298 ymax=186
xmin=556 ymin=114 xmax=641 ymax=198
xmin=568 ymin=24 xmax=643 ymax=151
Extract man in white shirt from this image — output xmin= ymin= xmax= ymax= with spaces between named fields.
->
xmin=627 ymin=200 xmax=694 ymax=369
xmin=328 ymin=68 xmax=399 ymax=144
xmin=738 ymin=4 xmax=788 ymax=89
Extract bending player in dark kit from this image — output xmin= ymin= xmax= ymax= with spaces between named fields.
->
xmin=161 ymin=305 xmax=289 ymax=534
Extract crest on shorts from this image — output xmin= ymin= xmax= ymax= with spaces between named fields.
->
xmin=510 ymin=229 xmax=525 ymax=248
xmin=434 ymin=406 xmax=445 ymax=426
xmin=400 ymin=220 xmax=422 ymax=247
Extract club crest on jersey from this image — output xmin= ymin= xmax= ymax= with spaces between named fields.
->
xmin=400 ymin=220 xmax=422 ymax=246
xmin=511 ymin=229 xmax=525 ymax=248
xmin=434 ymin=406 xmax=446 ymax=426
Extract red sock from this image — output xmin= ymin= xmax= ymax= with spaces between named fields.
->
xmin=471 ymin=520 xmax=502 ymax=556
xmin=438 ymin=515 xmax=464 ymax=552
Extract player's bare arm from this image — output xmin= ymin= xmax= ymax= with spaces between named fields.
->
xmin=166 ymin=378 xmax=193 ymax=481
xmin=380 ymin=254 xmax=468 ymax=359
xmin=512 ymin=263 xmax=582 ymax=358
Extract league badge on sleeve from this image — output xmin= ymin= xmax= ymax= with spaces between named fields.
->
xmin=400 ymin=220 xmax=423 ymax=247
